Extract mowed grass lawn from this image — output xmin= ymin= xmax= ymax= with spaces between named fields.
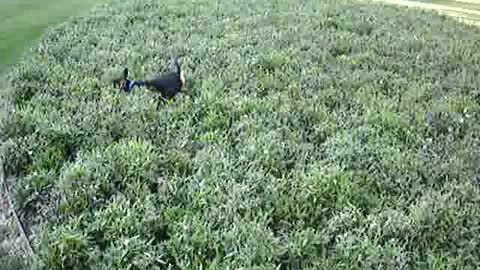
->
xmin=0 ymin=0 xmax=106 ymax=72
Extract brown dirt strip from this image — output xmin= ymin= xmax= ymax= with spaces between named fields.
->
xmin=371 ymin=0 xmax=480 ymax=26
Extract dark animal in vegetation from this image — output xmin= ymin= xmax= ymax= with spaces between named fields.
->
xmin=113 ymin=56 xmax=186 ymax=100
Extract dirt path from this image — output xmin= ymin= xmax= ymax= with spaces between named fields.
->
xmin=456 ymin=0 xmax=480 ymax=5
xmin=1 ymin=171 xmax=33 ymax=260
xmin=0 ymin=185 xmax=30 ymax=257
xmin=371 ymin=0 xmax=480 ymax=26
xmin=0 ymin=102 xmax=33 ymax=262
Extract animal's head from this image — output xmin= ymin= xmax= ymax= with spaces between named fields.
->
xmin=112 ymin=68 xmax=129 ymax=91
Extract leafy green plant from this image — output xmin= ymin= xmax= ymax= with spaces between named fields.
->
xmin=0 ymin=245 xmax=30 ymax=270
xmin=1 ymin=0 xmax=480 ymax=269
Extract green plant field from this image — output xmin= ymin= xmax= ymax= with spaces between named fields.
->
xmin=0 ymin=245 xmax=29 ymax=270
xmin=0 ymin=0 xmax=107 ymax=73
xmin=1 ymin=0 xmax=480 ymax=269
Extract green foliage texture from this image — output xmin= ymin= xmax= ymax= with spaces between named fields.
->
xmin=1 ymin=0 xmax=480 ymax=269
xmin=0 ymin=245 xmax=30 ymax=270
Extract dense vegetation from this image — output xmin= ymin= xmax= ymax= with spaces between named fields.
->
xmin=1 ymin=0 xmax=480 ymax=269
xmin=0 ymin=246 xmax=29 ymax=270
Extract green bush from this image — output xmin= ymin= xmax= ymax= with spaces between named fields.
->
xmin=1 ymin=0 xmax=480 ymax=269
xmin=0 ymin=246 xmax=29 ymax=270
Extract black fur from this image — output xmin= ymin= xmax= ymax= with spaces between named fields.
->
xmin=114 ymin=57 xmax=186 ymax=100
xmin=142 ymin=58 xmax=184 ymax=99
